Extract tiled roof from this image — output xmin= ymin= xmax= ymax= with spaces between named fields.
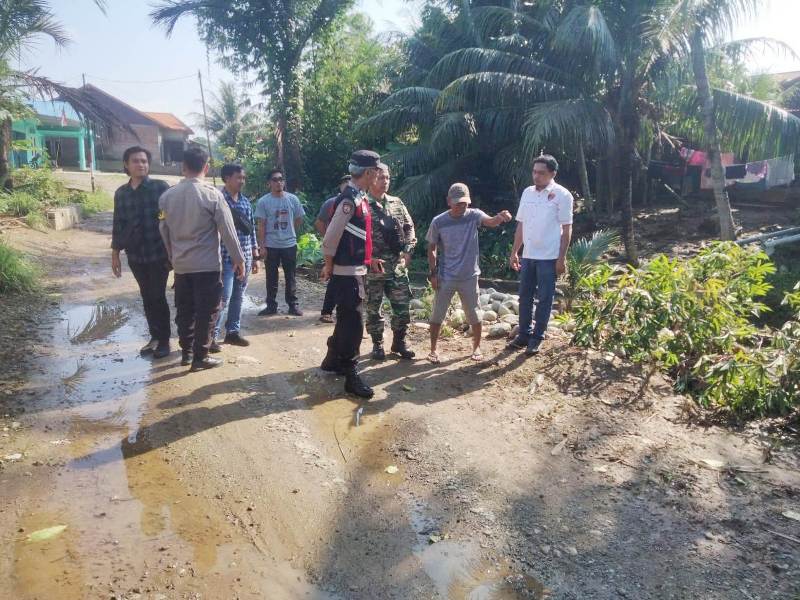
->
xmin=143 ymin=112 xmax=194 ymax=134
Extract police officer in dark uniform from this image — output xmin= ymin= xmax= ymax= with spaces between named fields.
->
xmin=319 ymin=150 xmax=382 ymax=398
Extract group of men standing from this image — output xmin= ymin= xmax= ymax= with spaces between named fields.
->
xmin=112 ymin=144 xmax=573 ymax=398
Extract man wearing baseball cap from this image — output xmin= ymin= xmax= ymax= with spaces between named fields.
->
xmin=319 ymin=150 xmax=382 ymax=398
xmin=426 ymin=183 xmax=512 ymax=363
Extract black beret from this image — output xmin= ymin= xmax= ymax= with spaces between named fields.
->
xmin=349 ymin=150 xmax=381 ymax=168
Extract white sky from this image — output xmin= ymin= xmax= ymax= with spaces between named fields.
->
xmin=21 ymin=0 xmax=800 ymax=132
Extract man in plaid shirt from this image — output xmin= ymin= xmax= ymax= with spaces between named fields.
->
xmin=111 ymin=146 xmax=172 ymax=359
xmin=213 ymin=163 xmax=259 ymax=348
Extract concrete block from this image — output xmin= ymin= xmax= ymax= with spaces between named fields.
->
xmin=47 ymin=204 xmax=81 ymax=231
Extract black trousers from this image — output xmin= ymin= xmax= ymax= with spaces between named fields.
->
xmin=326 ymin=274 xmax=364 ymax=372
xmin=265 ymin=245 xmax=298 ymax=307
xmin=173 ymin=271 xmax=222 ymax=359
xmin=129 ymin=260 xmax=171 ymax=342
xmin=321 ymin=279 xmax=336 ymax=316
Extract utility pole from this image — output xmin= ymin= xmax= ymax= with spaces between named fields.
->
xmin=82 ymin=73 xmax=96 ymax=193
xmin=197 ymin=70 xmax=216 ymax=186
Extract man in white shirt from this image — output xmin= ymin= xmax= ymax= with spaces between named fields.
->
xmin=508 ymin=155 xmax=573 ymax=355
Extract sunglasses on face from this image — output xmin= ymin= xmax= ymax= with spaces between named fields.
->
xmin=271 ymin=177 xmax=284 ymax=182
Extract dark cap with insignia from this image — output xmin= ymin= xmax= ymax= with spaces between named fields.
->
xmin=349 ymin=150 xmax=381 ymax=168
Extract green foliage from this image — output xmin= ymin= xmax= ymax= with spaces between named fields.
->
xmin=0 ymin=239 xmax=39 ymax=294
xmin=569 ymin=242 xmax=799 ymax=416
xmin=0 ymin=191 xmax=40 ymax=216
xmin=564 ymin=229 xmax=619 ymax=310
xmin=296 ymin=233 xmax=323 ymax=267
xmin=24 ymin=209 xmax=46 ymax=230
xmin=11 ymin=165 xmax=65 ymax=203
xmin=73 ymin=190 xmax=113 ymax=216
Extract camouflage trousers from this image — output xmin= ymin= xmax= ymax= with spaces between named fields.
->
xmin=365 ymin=268 xmax=412 ymax=342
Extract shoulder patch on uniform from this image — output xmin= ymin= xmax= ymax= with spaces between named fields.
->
xmin=158 ymin=209 xmax=166 ymax=220
xmin=342 ymin=202 xmax=353 ymax=215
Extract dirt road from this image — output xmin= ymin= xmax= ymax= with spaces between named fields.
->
xmin=1 ymin=213 xmax=799 ymax=599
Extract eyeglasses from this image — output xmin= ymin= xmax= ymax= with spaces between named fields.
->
xmin=270 ymin=177 xmax=284 ymax=182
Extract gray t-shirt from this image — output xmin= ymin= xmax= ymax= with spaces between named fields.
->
xmin=317 ymin=196 xmax=337 ymax=226
xmin=426 ymin=208 xmax=488 ymax=281
xmin=255 ymin=192 xmax=305 ymax=249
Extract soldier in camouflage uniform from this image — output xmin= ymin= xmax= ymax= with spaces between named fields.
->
xmin=366 ymin=163 xmax=417 ymax=360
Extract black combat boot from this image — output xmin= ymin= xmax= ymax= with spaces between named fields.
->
xmin=344 ymin=371 xmax=374 ymax=399
xmin=371 ymin=338 xmax=386 ymax=360
xmin=320 ymin=337 xmax=344 ymax=374
xmin=390 ymin=329 xmax=415 ymax=360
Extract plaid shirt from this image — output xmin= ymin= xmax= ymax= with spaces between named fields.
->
xmin=220 ymin=188 xmax=257 ymax=266
xmin=111 ymin=177 xmax=170 ymax=264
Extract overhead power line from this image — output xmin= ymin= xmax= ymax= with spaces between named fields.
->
xmin=82 ymin=73 xmax=197 ymax=85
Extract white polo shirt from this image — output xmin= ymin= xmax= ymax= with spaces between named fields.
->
xmin=515 ymin=181 xmax=574 ymax=260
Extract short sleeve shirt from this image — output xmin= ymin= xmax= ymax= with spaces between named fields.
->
xmin=317 ymin=196 xmax=337 ymax=226
xmin=255 ymin=192 xmax=306 ymax=249
xmin=515 ymin=182 xmax=573 ymax=260
xmin=426 ymin=208 xmax=489 ymax=281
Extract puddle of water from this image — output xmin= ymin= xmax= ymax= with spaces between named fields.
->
xmin=407 ymin=497 xmax=548 ymax=600
xmin=66 ymin=302 xmax=128 ymax=344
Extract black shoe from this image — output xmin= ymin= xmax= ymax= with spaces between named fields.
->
xmin=209 ymin=341 xmax=223 ymax=353
xmin=224 ymin=332 xmax=250 ymax=346
xmin=345 ymin=372 xmax=374 ymax=399
xmin=190 ymin=356 xmax=223 ymax=371
xmin=288 ymin=305 xmax=304 ymax=316
xmin=140 ymin=338 xmax=158 ymax=356
xmin=153 ymin=340 xmax=171 ymax=359
xmin=390 ymin=332 xmax=415 ymax=360
xmin=320 ymin=352 xmax=344 ymax=375
xmin=371 ymin=342 xmax=386 ymax=360
xmin=258 ymin=305 xmax=278 ymax=316
xmin=181 ymin=350 xmax=194 ymax=366
xmin=526 ymin=338 xmax=542 ymax=356
xmin=507 ymin=336 xmax=527 ymax=350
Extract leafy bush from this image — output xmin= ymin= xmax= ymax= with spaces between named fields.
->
xmin=296 ymin=233 xmax=323 ymax=266
xmin=74 ymin=190 xmax=114 ymax=216
xmin=11 ymin=166 xmax=66 ymax=203
xmin=24 ymin=210 xmax=47 ymax=230
xmin=0 ymin=239 xmax=39 ymax=293
xmin=0 ymin=191 xmax=41 ymax=216
xmin=564 ymin=229 xmax=619 ymax=311
xmin=569 ymin=242 xmax=798 ymax=416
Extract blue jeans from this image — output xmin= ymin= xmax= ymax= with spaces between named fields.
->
xmin=214 ymin=259 xmax=250 ymax=339
xmin=518 ymin=258 xmax=557 ymax=342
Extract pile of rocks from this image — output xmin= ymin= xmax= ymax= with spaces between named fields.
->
xmin=476 ymin=288 xmax=521 ymax=338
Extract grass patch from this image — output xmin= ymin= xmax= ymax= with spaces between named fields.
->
xmin=0 ymin=239 xmax=39 ymax=294
xmin=24 ymin=210 xmax=47 ymax=231
xmin=74 ymin=190 xmax=113 ymax=216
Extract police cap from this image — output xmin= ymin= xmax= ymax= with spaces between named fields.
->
xmin=349 ymin=150 xmax=381 ymax=168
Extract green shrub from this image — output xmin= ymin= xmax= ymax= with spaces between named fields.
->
xmin=569 ymin=242 xmax=799 ymax=416
xmin=0 ymin=191 xmax=42 ymax=216
xmin=297 ymin=232 xmax=323 ymax=266
xmin=11 ymin=166 xmax=66 ymax=203
xmin=24 ymin=210 xmax=47 ymax=230
xmin=76 ymin=190 xmax=113 ymax=216
xmin=0 ymin=240 xmax=39 ymax=293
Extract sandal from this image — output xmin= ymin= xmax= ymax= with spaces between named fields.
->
xmin=427 ymin=351 xmax=441 ymax=364
xmin=470 ymin=349 xmax=484 ymax=361
xmin=319 ymin=314 xmax=334 ymax=323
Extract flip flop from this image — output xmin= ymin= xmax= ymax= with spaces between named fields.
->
xmin=427 ymin=352 xmax=441 ymax=364
xmin=470 ymin=349 xmax=484 ymax=361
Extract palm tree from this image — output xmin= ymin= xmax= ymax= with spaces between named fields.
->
xmin=0 ymin=0 xmax=122 ymax=186
xmin=195 ymin=81 xmax=258 ymax=153
xmin=151 ymin=0 xmax=354 ymax=191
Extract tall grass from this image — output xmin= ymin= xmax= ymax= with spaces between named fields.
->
xmin=0 ymin=240 xmax=39 ymax=294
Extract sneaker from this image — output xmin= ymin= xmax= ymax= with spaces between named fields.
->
xmin=224 ymin=332 xmax=250 ymax=347
xmin=507 ymin=337 xmax=527 ymax=350
xmin=258 ymin=305 xmax=278 ymax=316
xmin=209 ymin=341 xmax=222 ymax=354
xmin=526 ymin=338 xmax=542 ymax=356
xmin=180 ymin=350 xmax=194 ymax=366
xmin=153 ymin=340 xmax=171 ymax=359
xmin=190 ymin=356 xmax=223 ymax=371
xmin=139 ymin=338 xmax=158 ymax=356
xmin=288 ymin=305 xmax=304 ymax=316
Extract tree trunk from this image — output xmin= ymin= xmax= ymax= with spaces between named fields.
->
xmin=596 ymin=159 xmax=608 ymax=213
xmin=690 ymin=27 xmax=736 ymax=241
xmin=0 ymin=117 xmax=11 ymax=190
xmin=283 ymin=67 xmax=304 ymax=192
xmin=618 ymin=138 xmax=639 ymax=265
xmin=577 ymin=141 xmax=594 ymax=212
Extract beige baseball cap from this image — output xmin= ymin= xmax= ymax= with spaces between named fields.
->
xmin=447 ymin=182 xmax=471 ymax=204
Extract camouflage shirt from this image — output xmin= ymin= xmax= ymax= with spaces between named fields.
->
xmin=367 ymin=192 xmax=417 ymax=264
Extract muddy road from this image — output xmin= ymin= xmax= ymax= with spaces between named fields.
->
xmin=1 ymin=213 xmax=799 ymax=600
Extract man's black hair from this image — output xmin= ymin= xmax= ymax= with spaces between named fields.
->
xmin=184 ymin=146 xmax=209 ymax=173
xmin=123 ymin=146 xmax=151 ymax=164
xmin=533 ymin=154 xmax=559 ymax=173
xmin=221 ymin=163 xmax=244 ymax=182
xmin=267 ymin=168 xmax=284 ymax=180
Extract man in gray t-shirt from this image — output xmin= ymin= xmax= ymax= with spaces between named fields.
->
xmin=255 ymin=169 xmax=306 ymax=316
xmin=425 ymin=183 xmax=512 ymax=363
